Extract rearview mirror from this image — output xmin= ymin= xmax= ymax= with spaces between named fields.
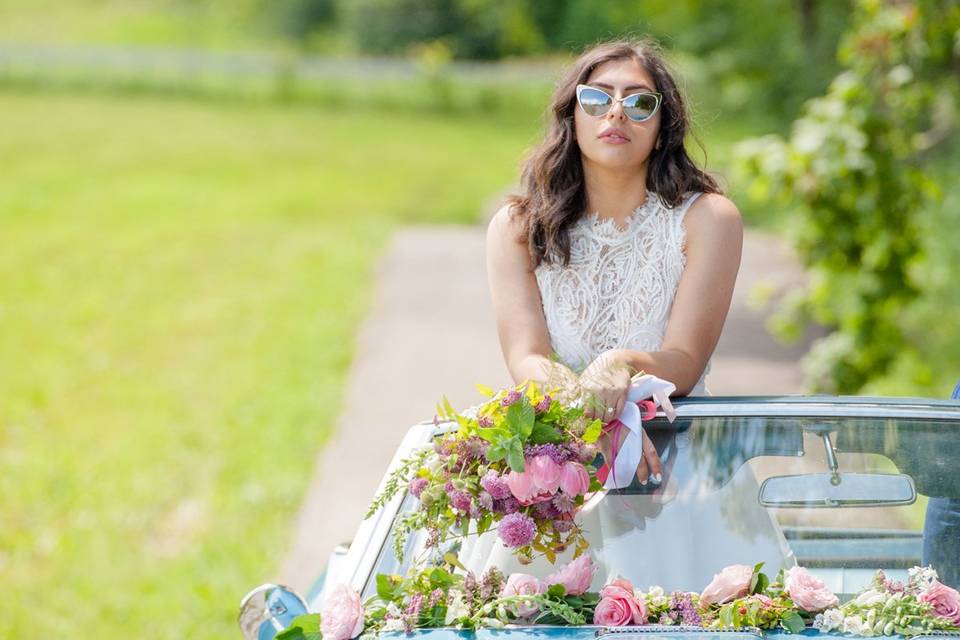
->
xmin=759 ymin=472 xmax=916 ymax=508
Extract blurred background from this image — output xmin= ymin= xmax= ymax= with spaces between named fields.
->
xmin=1 ymin=0 xmax=957 ymax=637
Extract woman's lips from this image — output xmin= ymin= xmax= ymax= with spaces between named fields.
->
xmin=599 ymin=129 xmax=631 ymax=144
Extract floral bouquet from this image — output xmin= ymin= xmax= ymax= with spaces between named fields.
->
xmin=366 ymin=381 xmax=606 ymax=564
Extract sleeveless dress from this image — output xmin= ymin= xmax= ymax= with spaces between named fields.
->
xmin=534 ymin=190 xmax=710 ymax=395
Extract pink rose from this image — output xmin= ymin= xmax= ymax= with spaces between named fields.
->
xmin=784 ymin=566 xmax=838 ymax=613
xmin=919 ymin=580 xmax=960 ymax=624
xmin=594 ymin=577 xmax=646 ymax=626
xmin=559 ymin=461 xmax=590 ymax=496
xmin=529 ymin=455 xmax=562 ymax=494
xmin=503 ymin=573 xmax=545 ymax=618
xmin=700 ymin=564 xmax=754 ymax=606
xmin=545 ymin=554 xmax=597 ymax=596
xmin=320 ymin=583 xmax=364 ymax=640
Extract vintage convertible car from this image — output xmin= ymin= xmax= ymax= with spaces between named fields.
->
xmin=240 ymin=394 xmax=960 ymax=639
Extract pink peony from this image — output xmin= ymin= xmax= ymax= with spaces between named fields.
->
xmin=505 ymin=468 xmax=537 ymax=503
xmin=700 ymin=564 xmax=754 ymax=606
xmin=320 ymin=583 xmax=364 ymax=640
xmin=784 ymin=566 xmax=838 ymax=612
xmin=502 ymin=573 xmax=545 ymax=617
xmin=559 ymin=461 xmax=590 ymax=496
xmin=545 ymin=554 xmax=597 ymax=596
xmin=594 ymin=577 xmax=646 ymax=626
xmin=919 ymin=580 xmax=960 ymax=624
xmin=529 ymin=455 xmax=562 ymax=494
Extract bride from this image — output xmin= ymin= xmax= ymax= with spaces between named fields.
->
xmin=486 ymin=38 xmax=743 ymax=485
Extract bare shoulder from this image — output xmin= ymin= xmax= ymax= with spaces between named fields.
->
xmin=684 ymin=192 xmax=743 ymax=248
xmin=487 ymin=201 xmax=528 ymax=248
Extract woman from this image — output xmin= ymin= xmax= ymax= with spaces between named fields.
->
xmin=486 ymin=38 xmax=742 ymax=483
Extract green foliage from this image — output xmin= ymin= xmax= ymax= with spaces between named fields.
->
xmin=736 ymin=0 xmax=960 ymax=393
xmin=274 ymin=614 xmax=322 ymax=640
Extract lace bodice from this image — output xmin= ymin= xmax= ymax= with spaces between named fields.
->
xmin=534 ymin=191 xmax=710 ymax=395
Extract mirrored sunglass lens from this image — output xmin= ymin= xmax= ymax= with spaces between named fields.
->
xmin=624 ymin=94 xmax=659 ymax=120
xmin=578 ymin=88 xmax=611 ymax=116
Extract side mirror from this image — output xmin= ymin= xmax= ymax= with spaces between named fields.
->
xmin=759 ymin=472 xmax=916 ymax=508
xmin=238 ymin=584 xmax=309 ymax=640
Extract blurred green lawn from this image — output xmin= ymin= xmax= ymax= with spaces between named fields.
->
xmin=0 ymin=89 xmax=536 ymax=638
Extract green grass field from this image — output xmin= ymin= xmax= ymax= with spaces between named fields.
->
xmin=0 ymin=89 xmax=539 ymax=638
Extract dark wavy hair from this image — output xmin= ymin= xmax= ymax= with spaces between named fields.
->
xmin=507 ymin=38 xmax=722 ymax=268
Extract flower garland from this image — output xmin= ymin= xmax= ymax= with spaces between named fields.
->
xmin=280 ymin=559 xmax=960 ymax=640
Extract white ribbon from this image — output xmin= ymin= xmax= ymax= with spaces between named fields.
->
xmin=603 ymin=374 xmax=677 ymax=490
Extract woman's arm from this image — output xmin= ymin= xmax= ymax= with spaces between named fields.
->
xmin=608 ymin=193 xmax=743 ymax=394
xmin=486 ymin=204 xmax=577 ymax=386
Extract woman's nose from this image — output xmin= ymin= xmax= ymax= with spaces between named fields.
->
xmin=606 ymin=100 xmax=626 ymax=120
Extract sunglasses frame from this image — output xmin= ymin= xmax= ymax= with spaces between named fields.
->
xmin=575 ymin=84 xmax=663 ymax=122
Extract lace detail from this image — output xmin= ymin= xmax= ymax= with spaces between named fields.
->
xmin=534 ymin=191 xmax=710 ymax=394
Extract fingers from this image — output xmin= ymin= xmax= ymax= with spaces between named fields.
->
xmin=635 ymin=455 xmax=650 ymax=486
xmin=642 ymin=430 xmax=663 ymax=484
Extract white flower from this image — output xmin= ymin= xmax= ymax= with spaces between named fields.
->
xmin=813 ymin=608 xmax=844 ymax=632
xmin=908 ymin=566 xmax=939 ymax=593
xmin=382 ymin=618 xmax=405 ymax=632
xmin=854 ymin=589 xmax=886 ymax=607
xmin=842 ymin=615 xmax=873 ymax=636
xmin=444 ymin=591 xmax=470 ymax=625
xmin=648 ymin=586 xmax=665 ymax=598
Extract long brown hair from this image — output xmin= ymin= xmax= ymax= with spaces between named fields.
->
xmin=507 ymin=38 xmax=721 ymax=268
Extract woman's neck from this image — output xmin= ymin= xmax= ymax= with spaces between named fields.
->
xmin=582 ymin=160 xmax=649 ymax=223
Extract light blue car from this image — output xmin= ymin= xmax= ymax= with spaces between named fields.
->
xmin=240 ymin=393 xmax=960 ymax=640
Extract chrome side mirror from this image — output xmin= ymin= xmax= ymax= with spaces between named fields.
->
xmin=238 ymin=584 xmax=309 ymax=640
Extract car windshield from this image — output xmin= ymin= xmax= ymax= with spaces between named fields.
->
xmin=366 ymin=409 xmax=960 ymax=599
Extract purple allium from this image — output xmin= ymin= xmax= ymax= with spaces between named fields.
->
xmin=480 ymin=470 xmax=512 ymax=499
xmin=428 ymin=588 xmax=445 ymax=608
xmin=501 ymin=390 xmax=522 ymax=407
xmin=426 ymin=528 xmax=440 ymax=547
xmin=478 ymin=490 xmax=494 ymax=511
xmin=499 ymin=512 xmax=537 ymax=548
xmin=534 ymin=500 xmax=561 ymax=519
xmin=524 ymin=443 xmax=570 ymax=465
xmin=450 ymin=490 xmax=473 ymax=513
xmin=477 ymin=415 xmax=493 ymax=428
xmin=553 ymin=519 xmax=574 ymax=533
xmin=535 ymin=395 xmax=552 ymax=413
xmin=552 ymin=493 xmax=574 ymax=513
xmin=463 ymin=572 xmax=478 ymax=603
xmin=494 ymin=497 xmax=520 ymax=514
xmin=408 ymin=477 xmax=429 ymax=498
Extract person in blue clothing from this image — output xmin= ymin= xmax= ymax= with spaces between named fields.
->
xmin=922 ymin=380 xmax=960 ymax=588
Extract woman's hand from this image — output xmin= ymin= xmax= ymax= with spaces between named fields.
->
xmin=583 ymin=349 xmax=663 ymax=486
xmin=578 ymin=349 xmax=631 ymax=421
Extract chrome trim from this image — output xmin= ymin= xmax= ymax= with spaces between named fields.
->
xmin=666 ymin=402 xmax=960 ymax=421
xmin=597 ymin=626 xmax=763 ymax=637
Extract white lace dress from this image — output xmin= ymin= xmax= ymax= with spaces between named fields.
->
xmin=534 ymin=190 xmax=710 ymax=395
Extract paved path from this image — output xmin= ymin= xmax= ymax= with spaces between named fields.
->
xmin=277 ymin=220 xmax=816 ymax=592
